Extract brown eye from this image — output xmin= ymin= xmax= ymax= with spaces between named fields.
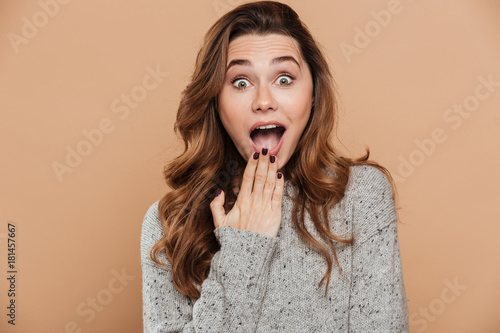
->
xmin=233 ymin=78 xmax=250 ymax=89
xmin=276 ymin=75 xmax=292 ymax=86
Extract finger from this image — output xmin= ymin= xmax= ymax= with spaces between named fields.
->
xmin=238 ymin=151 xmax=260 ymax=199
xmin=209 ymin=189 xmax=226 ymax=228
xmin=252 ymin=147 xmax=270 ymax=199
xmin=271 ymin=171 xmax=284 ymax=213
xmin=262 ymin=154 xmax=278 ymax=205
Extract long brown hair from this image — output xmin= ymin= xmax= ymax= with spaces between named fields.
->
xmin=150 ymin=0 xmax=401 ymax=301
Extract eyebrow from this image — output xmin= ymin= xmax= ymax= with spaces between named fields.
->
xmin=226 ymin=56 xmax=301 ymax=71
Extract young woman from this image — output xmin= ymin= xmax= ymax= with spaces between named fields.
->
xmin=141 ymin=1 xmax=409 ymax=332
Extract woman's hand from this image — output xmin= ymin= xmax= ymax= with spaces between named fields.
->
xmin=210 ymin=148 xmax=284 ymax=238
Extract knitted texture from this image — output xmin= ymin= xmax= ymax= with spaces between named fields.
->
xmin=141 ymin=165 xmax=409 ymax=332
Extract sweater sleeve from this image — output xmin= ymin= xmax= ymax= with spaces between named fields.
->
xmin=347 ymin=166 xmax=409 ymax=332
xmin=141 ymin=201 xmax=278 ymax=333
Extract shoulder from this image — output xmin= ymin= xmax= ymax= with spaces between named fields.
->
xmin=140 ymin=200 xmax=167 ymax=265
xmin=346 ymin=165 xmax=393 ymax=197
xmin=141 ymin=200 xmax=162 ymax=238
xmin=345 ymin=165 xmax=397 ymax=243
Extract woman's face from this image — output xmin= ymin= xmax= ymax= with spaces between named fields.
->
xmin=218 ymin=33 xmax=314 ymax=172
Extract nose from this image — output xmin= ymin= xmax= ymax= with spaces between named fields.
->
xmin=252 ymin=83 xmax=277 ymax=112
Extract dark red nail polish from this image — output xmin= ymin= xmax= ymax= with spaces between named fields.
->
xmin=262 ymin=148 xmax=268 ymax=155
xmin=270 ymin=155 xmax=275 ymax=163
xmin=215 ymin=188 xmax=222 ymax=196
xmin=253 ymin=152 xmax=259 ymax=159
xmin=277 ymin=172 xmax=282 ymax=179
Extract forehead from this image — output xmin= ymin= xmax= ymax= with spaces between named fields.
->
xmin=226 ymin=33 xmax=303 ymax=64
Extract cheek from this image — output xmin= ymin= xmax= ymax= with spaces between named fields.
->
xmin=219 ymin=91 xmax=248 ymax=129
xmin=218 ymin=92 xmax=231 ymax=129
xmin=218 ymin=102 xmax=245 ymax=136
xmin=284 ymin=93 xmax=312 ymax=122
xmin=299 ymin=90 xmax=313 ymax=120
xmin=218 ymin=111 xmax=233 ymax=137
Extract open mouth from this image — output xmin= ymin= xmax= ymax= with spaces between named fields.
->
xmin=250 ymin=125 xmax=286 ymax=153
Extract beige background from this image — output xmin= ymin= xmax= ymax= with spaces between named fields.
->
xmin=1 ymin=0 xmax=499 ymax=332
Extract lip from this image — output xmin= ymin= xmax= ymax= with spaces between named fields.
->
xmin=249 ymin=128 xmax=286 ymax=156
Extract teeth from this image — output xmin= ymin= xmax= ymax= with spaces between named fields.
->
xmin=256 ymin=124 xmax=280 ymax=130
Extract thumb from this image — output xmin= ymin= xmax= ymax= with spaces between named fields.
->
xmin=209 ymin=188 xmax=226 ymax=228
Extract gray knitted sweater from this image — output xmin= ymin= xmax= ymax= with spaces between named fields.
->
xmin=141 ymin=165 xmax=409 ymax=332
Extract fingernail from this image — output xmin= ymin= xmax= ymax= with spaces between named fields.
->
xmin=253 ymin=152 xmax=259 ymax=160
xmin=215 ymin=188 xmax=222 ymax=196
xmin=262 ymin=148 xmax=268 ymax=156
xmin=270 ymin=155 xmax=275 ymax=163
xmin=277 ymin=172 xmax=282 ymax=179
